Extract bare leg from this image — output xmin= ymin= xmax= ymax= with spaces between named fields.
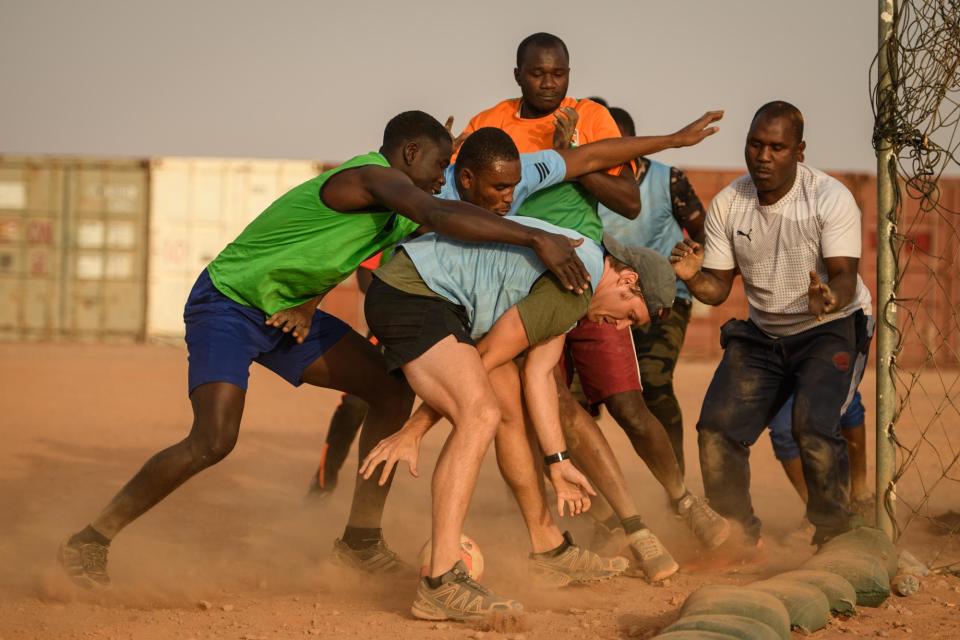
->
xmin=92 ymin=382 xmax=245 ymax=538
xmin=401 ymin=336 xmax=501 ymax=577
xmin=604 ymin=390 xmax=686 ymax=501
xmin=842 ymin=424 xmax=868 ymax=499
xmin=556 ymin=381 xmax=641 ymax=521
xmin=779 ymin=457 xmax=809 ymax=503
xmin=300 ymin=331 xmax=415 ymax=529
xmin=490 ymin=362 xmax=565 ymax=553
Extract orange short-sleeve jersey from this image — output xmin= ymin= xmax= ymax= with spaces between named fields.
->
xmin=459 ymin=97 xmax=627 ymax=175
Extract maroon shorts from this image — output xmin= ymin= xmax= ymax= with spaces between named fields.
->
xmin=560 ymin=319 xmax=643 ymax=405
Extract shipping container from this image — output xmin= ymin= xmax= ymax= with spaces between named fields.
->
xmin=0 ymin=155 xmax=149 ymax=341
xmin=146 ymin=157 xmax=323 ymax=337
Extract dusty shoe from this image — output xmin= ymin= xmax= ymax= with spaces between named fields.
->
xmin=411 ymin=560 xmax=523 ymax=621
xmin=530 ymin=532 xmax=626 ymax=587
xmin=331 ymin=538 xmax=412 ymax=575
xmin=625 ymin=529 xmax=679 ymax=582
xmin=675 ymin=492 xmax=731 ymax=550
xmin=58 ymin=537 xmax=110 ymax=589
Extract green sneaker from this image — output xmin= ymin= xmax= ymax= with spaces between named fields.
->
xmin=331 ymin=538 xmax=412 ymax=575
xmin=625 ymin=529 xmax=679 ymax=582
xmin=58 ymin=537 xmax=111 ymax=589
xmin=530 ymin=532 xmax=626 ymax=586
xmin=411 ymin=560 xmax=523 ymax=621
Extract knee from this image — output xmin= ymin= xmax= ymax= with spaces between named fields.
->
xmin=606 ymin=392 xmax=655 ymax=438
xmin=465 ymin=403 xmax=501 ymax=443
xmin=698 ymin=427 xmax=739 ymax=479
xmin=188 ymin=419 xmax=240 ymax=468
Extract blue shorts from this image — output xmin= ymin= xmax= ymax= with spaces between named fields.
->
xmin=183 ymin=270 xmax=352 ymax=394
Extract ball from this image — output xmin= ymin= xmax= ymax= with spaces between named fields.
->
xmin=417 ymin=533 xmax=484 ymax=580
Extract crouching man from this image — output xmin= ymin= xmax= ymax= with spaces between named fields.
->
xmin=360 ymin=215 xmax=675 ymax=620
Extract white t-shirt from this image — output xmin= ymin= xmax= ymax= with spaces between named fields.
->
xmin=702 ymin=163 xmax=872 ymax=337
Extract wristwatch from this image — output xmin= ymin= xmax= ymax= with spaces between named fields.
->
xmin=544 ymin=450 xmax=571 ymax=466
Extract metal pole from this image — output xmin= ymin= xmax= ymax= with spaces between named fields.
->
xmin=876 ymin=0 xmax=898 ymax=540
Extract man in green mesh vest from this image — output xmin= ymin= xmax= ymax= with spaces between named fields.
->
xmin=58 ymin=111 xmax=593 ymax=589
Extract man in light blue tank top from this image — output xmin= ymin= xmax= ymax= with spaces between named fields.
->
xmin=600 ymin=106 xmax=708 ymax=476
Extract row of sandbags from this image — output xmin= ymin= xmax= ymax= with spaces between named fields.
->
xmin=656 ymin=527 xmax=898 ymax=640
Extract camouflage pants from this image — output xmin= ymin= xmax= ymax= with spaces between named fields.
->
xmin=631 ymin=298 xmax=692 ymax=474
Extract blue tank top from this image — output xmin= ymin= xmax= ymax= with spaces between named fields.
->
xmin=599 ymin=159 xmax=690 ymax=301
xmin=400 ymin=217 xmax=605 ymax=338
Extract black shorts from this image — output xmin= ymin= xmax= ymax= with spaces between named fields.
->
xmin=364 ymin=276 xmax=475 ymax=372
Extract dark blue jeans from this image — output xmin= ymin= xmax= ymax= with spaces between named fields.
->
xmin=697 ymin=311 xmax=867 ymax=545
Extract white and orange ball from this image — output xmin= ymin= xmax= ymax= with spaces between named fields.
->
xmin=417 ymin=534 xmax=484 ymax=580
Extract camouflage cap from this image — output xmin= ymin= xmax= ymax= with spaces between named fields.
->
xmin=602 ymin=234 xmax=677 ymax=320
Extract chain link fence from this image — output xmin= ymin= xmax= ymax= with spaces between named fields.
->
xmin=872 ymin=0 xmax=960 ymax=572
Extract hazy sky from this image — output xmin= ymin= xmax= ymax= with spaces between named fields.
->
xmin=1 ymin=1 xmax=881 ymax=172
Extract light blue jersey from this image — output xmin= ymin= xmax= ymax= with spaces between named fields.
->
xmin=400 ymin=217 xmax=604 ymax=339
xmin=439 ymin=150 xmax=567 ymax=214
xmin=600 ymin=159 xmax=691 ymax=300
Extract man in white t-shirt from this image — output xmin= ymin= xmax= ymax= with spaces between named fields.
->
xmin=671 ymin=101 xmax=873 ymax=548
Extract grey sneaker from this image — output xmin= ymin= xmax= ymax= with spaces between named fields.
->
xmin=411 ymin=560 xmax=523 ymax=621
xmin=625 ymin=529 xmax=679 ymax=582
xmin=58 ymin=537 xmax=110 ymax=589
xmin=530 ymin=532 xmax=626 ymax=587
xmin=331 ymin=538 xmax=412 ymax=575
xmin=675 ymin=492 xmax=731 ymax=550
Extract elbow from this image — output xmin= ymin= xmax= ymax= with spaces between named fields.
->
xmin=613 ymin=199 xmax=641 ymax=219
xmin=622 ymin=202 xmax=641 ymax=220
xmin=617 ymin=190 xmax=642 ymax=219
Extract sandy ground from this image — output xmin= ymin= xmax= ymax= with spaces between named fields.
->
xmin=1 ymin=342 xmax=959 ymax=640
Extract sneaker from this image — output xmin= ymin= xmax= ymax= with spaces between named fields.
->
xmin=331 ymin=538 xmax=412 ymax=575
xmin=675 ymin=493 xmax=731 ymax=550
xmin=58 ymin=537 xmax=110 ymax=589
xmin=411 ymin=560 xmax=523 ymax=621
xmin=530 ymin=532 xmax=626 ymax=586
xmin=625 ymin=529 xmax=679 ymax=582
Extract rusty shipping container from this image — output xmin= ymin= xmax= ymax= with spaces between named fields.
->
xmin=0 ymin=156 xmax=149 ymax=341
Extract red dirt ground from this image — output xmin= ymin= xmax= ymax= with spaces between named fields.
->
xmin=1 ymin=342 xmax=958 ymax=639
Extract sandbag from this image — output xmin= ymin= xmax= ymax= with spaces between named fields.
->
xmin=656 ymin=632 xmax=738 ymax=640
xmin=679 ymin=585 xmax=791 ymax=640
xmin=663 ymin=614 xmax=782 ymax=640
xmin=747 ymin=578 xmax=831 ymax=632
xmin=803 ymin=549 xmax=891 ymax=606
xmin=776 ymin=569 xmax=857 ymax=614
xmin=821 ymin=527 xmax=898 ymax=579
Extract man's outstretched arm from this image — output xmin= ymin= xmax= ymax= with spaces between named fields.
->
xmin=349 ymin=166 xmax=591 ymax=293
xmin=559 ymin=111 xmax=724 ymax=182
